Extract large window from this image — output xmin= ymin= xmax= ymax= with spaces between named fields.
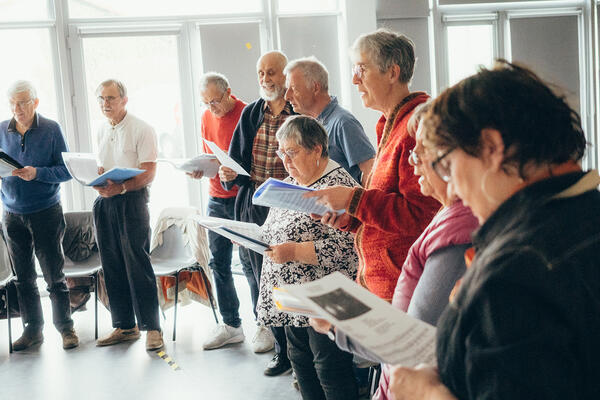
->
xmin=446 ymin=23 xmax=495 ymax=86
xmin=0 ymin=28 xmax=59 ymax=122
xmin=0 ymin=0 xmax=50 ymax=21
xmin=68 ymin=0 xmax=262 ymax=18
xmin=80 ymin=34 xmax=190 ymax=223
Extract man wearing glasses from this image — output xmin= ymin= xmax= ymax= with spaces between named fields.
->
xmin=0 ymin=80 xmax=78 ymax=351
xmin=284 ymin=56 xmax=375 ymax=185
xmin=92 ymin=79 xmax=163 ymax=351
xmin=188 ymin=72 xmax=247 ymax=350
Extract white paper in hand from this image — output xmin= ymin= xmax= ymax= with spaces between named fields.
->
xmin=203 ymin=139 xmax=250 ymax=176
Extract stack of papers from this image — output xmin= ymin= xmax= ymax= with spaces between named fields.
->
xmin=252 ymin=178 xmax=345 ymax=216
xmin=275 ymin=272 xmax=437 ymax=366
xmin=194 ymin=215 xmax=269 ymax=254
xmin=62 ymin=152 xmax=144 ymax=186
xmin=0 ymin=149 xmax=23 ymax=177
xmin=158 ymin=154 xmax=219 ymax=177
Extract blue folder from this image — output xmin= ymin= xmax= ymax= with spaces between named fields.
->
xmin=88 ymin=168 xmax=144 ymax=186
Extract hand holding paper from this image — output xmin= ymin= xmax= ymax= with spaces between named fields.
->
xmin=302 ymin=185 xmax=354 ymax=213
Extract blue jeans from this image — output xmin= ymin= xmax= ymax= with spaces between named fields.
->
xmin=207 ymin=196 xmax=241 ymax=328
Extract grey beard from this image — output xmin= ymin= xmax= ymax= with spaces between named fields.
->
xmin=259 ymin=86 xmax=285 ymax=102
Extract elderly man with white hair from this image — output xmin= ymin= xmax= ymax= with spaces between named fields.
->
xmin=0 ymin=80 xmax=78 ymax=351
xmin=284 ymin=56 xmax=375 ymax=184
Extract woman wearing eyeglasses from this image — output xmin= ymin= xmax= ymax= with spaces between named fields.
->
xmin=304 ymin=29 xmax=441 ymax=303
xmin=257 ymin=115 xmax=360 ymax=400
xmin=389 ymin=61 xmax=600 ymax=400
xmin=309 ymin=104 xmax=478 ymax=400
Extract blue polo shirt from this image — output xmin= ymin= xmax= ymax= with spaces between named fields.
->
xmin=0 ymin=113 xmax=71 ymax=214
xmin=317 ymin=96 xmax=375 ymax=183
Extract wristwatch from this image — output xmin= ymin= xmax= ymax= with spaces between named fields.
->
xmin=327 ymin=326 xmax=336 ymax=341
xmin=120 ymin=183 xmax=127 ymax=195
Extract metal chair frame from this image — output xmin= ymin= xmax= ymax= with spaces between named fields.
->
xmin=151 ymin=224 xmax=218 ymax=341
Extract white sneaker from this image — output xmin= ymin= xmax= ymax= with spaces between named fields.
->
xmin=203 ymin=324 xmax=245 ymax=350
xmin=251 ymin=325 xmax=275 ymax=353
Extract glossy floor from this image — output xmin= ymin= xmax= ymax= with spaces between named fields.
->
xmin=0 ymin=274 xmax=299 ymax=400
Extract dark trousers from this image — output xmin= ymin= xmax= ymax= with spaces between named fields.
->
xmin=3 ymin=203 xmax=73 ymax=333
xmin=286 ymin=326 xmax=358 ymax=400
xmin=207 ymin=196 xmax=241 ymax=328
xmin=93 ymin=189 xmax=160 ymax=331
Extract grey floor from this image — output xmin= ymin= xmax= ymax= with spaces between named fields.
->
xmin=0 ymin=274 xmax=300 ymax=400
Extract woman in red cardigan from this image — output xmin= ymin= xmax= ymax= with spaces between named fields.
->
xmin=306 ymin=29 xmax=440 ymax=301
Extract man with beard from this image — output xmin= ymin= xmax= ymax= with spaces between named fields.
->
xmin=219 ymin=51 xmax=295 ymax=376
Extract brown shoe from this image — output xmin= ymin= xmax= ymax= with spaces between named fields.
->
xmin=146 ymin=330 xmax=164 ymax=351
xmin=61 ymin=329 xmax=80 ymax=349
xmin=12 ymin=331 xmax=43 ymax=351
xmin=97 ymin=326 xmax=141 ymax=346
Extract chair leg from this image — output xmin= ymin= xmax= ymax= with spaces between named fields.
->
xmin=199 ymin=267 xmax=219 ymax=325
xmin=94 ymin=272 xmax=99 ymax=340
xmin=6 ymin=285 xmax=12 ymax=354
xmin=173 ymin=271 xmax=179 ymax=341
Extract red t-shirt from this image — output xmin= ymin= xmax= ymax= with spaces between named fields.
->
xmin=201 ymin=95 xmax=246 ymax=198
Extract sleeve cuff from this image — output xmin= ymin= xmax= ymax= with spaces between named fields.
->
xmin=347 ymin=187 xmax=364 ymax=216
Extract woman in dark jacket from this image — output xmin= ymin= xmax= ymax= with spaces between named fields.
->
xmin=389 ymin=60 xmax=600 ymax=400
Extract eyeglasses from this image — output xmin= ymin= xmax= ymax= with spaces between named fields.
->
xmin=276 ymin=148 xmax=300 ymax=161
xmin=408 ymin=149 xmax=422 ymax=166
xmin=352 ymin=64 xmax=367 ymax=80
xmin=9 ymin=99 xmax=33 ymax=109
xmin=97 ymin=96 xmax=120 ymax=104
xmin=203 ymin=92 xmax=226 ymax=107
xmin=431 ymin=148 xmax=455 ymax=182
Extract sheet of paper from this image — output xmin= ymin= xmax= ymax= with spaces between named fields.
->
xmin=203 ymin=139 xmax=249 ymax=177
xmin=0 ymin=160 xmax=17 ymax=178
xmin=279 ymin=272 xmax=437 ymax=367
xmin=253 ymin=178 xmax=345 ymax=215
xmin=193 ymin=215 xmax=267 ymax=254
xmin=61 ymin=152 xmax=100 ymax=185
xmin=158 ymin=154 xmax=219 ymax=177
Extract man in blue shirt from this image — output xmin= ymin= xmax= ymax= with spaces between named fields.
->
xmin=0 ymin=80 xmax=78 ymax=351
xmin=284 ymin=57 xmax=375 ymax=184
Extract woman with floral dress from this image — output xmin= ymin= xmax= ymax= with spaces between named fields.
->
xmin=257 ymin=115 xmax=359 ymax=400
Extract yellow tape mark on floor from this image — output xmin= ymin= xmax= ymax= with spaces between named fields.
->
xmin=156 ymin=350 xmax=182 ymax=371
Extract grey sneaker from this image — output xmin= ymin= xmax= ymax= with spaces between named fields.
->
xmin=146 ymin=330 xmax=164 ymax=351
xmin=97 ymin=326 xmax=141 ymax=346
xmin=61 ymin=329 xmax=80 ymax=349
xmin=12 ymin=330 xmax=43 ymax=351
xmin=251 ymin=325 xmax=275 ymax=353
xmin=203 ymin=324 xmax=245 ymax=350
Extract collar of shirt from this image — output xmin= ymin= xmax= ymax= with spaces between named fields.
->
xmin=7 ymin=112 xmax=39 ymax=134
xmin=262 ymin=100 xmax=293 ymax=116
xmin=317 ymin=96 xmax=338 ymax=123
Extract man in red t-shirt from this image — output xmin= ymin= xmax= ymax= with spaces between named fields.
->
xmin=189 ymin=72 xmax=247 ymax=350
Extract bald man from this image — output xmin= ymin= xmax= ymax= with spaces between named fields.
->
xmin=219 ymin=51 xmax=295 ymax=376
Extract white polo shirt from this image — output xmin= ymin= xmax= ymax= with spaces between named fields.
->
xmin=97 ymin=112 xmax=158 ymax=170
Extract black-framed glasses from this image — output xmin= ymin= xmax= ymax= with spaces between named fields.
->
xmin=431 ymin=148 xmax=455 ymax=182
xmin=203 ymin=92 xmax=226 ymax=107
xmin=408 ymin=149 xmax=422 ymax=166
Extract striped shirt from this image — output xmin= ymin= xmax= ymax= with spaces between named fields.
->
xmin=250 ymin=102 xmax=293 ymax=186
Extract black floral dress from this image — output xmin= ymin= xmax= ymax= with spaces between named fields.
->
xmin=257 ymin=161 xmax=359 ymax=328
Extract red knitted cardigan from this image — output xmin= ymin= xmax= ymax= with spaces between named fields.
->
xmin=346 ymin=92 xmax=441 ymax=301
